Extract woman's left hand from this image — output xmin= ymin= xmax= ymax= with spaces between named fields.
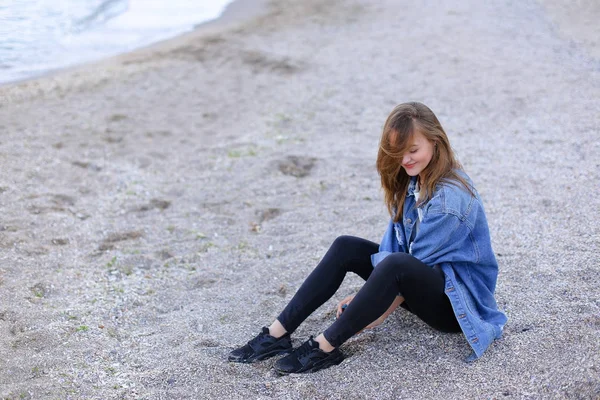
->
xmin=336 ymin=294 xmax=356 ymax=319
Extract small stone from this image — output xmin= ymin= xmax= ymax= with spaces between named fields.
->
xmin=250 ymin=222 xmax=261 ymax=232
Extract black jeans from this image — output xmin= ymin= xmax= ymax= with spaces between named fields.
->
xmin=277 ymin=236 xmax=461 ymax=347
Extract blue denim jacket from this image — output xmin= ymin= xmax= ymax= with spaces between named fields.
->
xmin=371 ymin=171 xmax=507 ymax=361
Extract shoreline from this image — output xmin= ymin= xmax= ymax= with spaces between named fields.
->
xmin=0 ymin=0 xmax=270 ymax=92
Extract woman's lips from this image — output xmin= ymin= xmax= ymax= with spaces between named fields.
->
xmin=404 ymin=163 xmax=416 ymax=169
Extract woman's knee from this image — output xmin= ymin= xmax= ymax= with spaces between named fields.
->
xmin=318 ymin=236 xmax=358 ymax=273
xmin=325 ymin=235 xmax=375 ymax=279
xmin=376 ymin=252 xmax=442 ymax=289
xmin=370 ymin=254 xmax=401 ymax=278
xmin=330 ymin=235 xmax=358 ymax=250
xmin=386 ymin=252 xmax=418 ymax=264
xmin=374 ymin=252 xmax=424 ymax=276
xmin=377 ymin=252 xmax=410 ymax=268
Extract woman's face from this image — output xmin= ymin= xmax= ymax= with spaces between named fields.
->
xmin=397 ymin=130 xmax=435 ymax=179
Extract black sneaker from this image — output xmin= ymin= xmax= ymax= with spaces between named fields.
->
xmin=228 ymin=327 xmax=292 ymax=363
xmin=274 ymin=336 xmax=344 ymax=374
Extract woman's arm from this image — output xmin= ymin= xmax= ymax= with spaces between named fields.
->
xmin=337 ymin=294 xmax=404 ymax=330
xmin=364 ymin=295 xmax=404 ymax=330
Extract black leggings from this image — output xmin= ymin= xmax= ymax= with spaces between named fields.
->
xmin=277 ymin=236 xmax=460 ymax=348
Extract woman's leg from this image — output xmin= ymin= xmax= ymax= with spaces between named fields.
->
xmin=275 ymin=235 xmax=378 ymax=335
xmin=229 ymin=235 xmax=378 ymax=364
xmin=323 ymin=252 xmax=460 ymax=348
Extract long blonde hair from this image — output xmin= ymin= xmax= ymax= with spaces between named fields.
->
xmin=376 ymin=102 xmax=473 ymax=222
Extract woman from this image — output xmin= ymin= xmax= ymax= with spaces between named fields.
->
xmin=228 ymin=102 xmax=507 ymax=374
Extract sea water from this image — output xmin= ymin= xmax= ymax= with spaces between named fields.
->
xmin=0 ymin=0 xmax=233 ymax=84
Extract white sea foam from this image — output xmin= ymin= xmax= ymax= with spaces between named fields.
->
xmin=0 ymin=0 xmax=233 ymax=84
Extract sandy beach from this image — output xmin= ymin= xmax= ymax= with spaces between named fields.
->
xmin=1 ymin=0 xmax=599 ymax=398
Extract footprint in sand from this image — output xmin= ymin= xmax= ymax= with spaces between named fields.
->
xmin=276 ymin=155 xmax=317 ymax=178
xmin=98 ymin=230 xmax=144 ymax=251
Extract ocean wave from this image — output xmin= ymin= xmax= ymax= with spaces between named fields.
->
xmin=0 ymin=0 xmax=233 ymax=84
xmin=71 ymin=0 xmax=128 ymax=33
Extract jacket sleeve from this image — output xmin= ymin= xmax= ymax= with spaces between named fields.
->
xmin=408 ymin=210 xmax=478 ymax=266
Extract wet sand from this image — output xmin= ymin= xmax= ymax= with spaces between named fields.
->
xmin=1 ymin=0 xmax=599 ymax=398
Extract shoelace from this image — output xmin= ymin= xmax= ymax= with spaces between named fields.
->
xmin=294 ymin=338 xmax=317 ymax=359
xmin=248 ymin=331 xmax=269 ymax=347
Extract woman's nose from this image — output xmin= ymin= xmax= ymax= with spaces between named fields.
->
xmin=402 ymin=154 xmax=411 ymax=164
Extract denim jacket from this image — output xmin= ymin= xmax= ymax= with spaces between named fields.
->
xmin=371 ymin=171 xmax=507 ymax=361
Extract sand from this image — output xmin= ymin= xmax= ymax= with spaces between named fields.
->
xmin=0 ymin=0 xmax=599 ymax=398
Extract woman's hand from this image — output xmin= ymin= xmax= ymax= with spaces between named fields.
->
xmin=336 ymin=294 xmax=355 ymax=319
